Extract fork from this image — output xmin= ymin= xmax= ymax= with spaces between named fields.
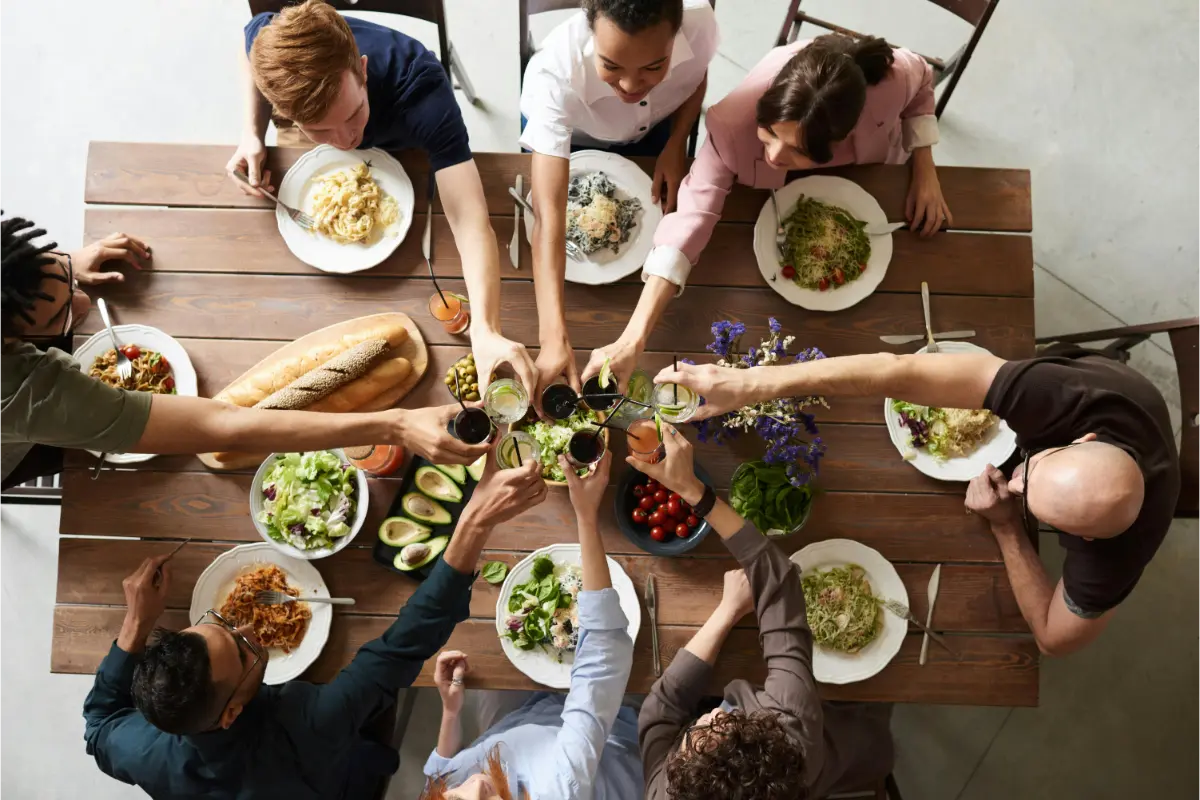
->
xmin=769 ymin=189 xmax=787 ymax=260
xmin=96 ymin=298 xmax=132 ymax=382
xmin=233 ymin=169 xmax=315 ymax=231
xmin=920 ymin=282 xmax=939 ymax=353
xmin=254 ymin=590 xmax=356 ymax=606
xmin=506 ymin=187 xmax=584 ymax=262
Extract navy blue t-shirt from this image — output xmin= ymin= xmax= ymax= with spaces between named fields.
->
xmin=245 ymin=13 xmax=472 ymax=171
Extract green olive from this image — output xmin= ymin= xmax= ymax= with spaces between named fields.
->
xmin=466 ymin=391 xmax=480 ymax=401
xmin=444 ymin=376 xmax=453 ymax=385
xmin=469 ymin=382 xmax=479 ymax=392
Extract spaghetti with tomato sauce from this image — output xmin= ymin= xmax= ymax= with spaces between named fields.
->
xmin=88 ymin=345 xmax=176 ymax=393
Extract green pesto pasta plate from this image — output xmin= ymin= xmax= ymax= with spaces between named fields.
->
xmin=789 ymin=539 xmax=908 ymax=684
xmin=754 ymin=176 xmax=892 ymax=311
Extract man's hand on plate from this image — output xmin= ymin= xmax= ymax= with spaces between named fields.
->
xmin=226 ymin=134 xmax=274 ymax=198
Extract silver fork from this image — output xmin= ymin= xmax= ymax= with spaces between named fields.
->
xmin=233 ymin=169 xmax=315 ymax=231
xmin=506 ymin=187 xmax=584 ymax=262
xmin=96 ymin=298 xmax=132 ymax=382
xmin=920 ymin=282 xmax=939 ymax=353
xmin=769 ymin=189 xmax=787 ymax=260
xmin=254 ymin=590 xmax=356 ymax=606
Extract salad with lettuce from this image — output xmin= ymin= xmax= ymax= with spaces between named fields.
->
xmin=891 ymin=400 xmax=998 ymax=461
xmin=500 ymin=555 xmax=582 ymax=659
xmin=515 ymin=407 xmax=600 ymax=482
xmin=257 ymin=451 xmax=358 ymax=551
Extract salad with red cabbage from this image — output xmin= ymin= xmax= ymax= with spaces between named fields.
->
xmin=258 ymin=451 xmax=357 ymax=551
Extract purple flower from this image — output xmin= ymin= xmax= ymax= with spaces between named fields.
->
xmin=768 ymin=317 xmax=782 ymax=334
xmin=742 ymin=346 xmax=758 ymax=367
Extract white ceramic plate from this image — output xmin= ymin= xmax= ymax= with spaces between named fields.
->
xmin=883 ymin=341 xmax=1017 ymax=482
xmin=753 ymin=175 xmax=893 ymax=311
xmin=72 ymin=324 xmax=197 ymax=464
xmin=276 ymin=145 xmax=414 ymax=274
xmin=523 ymin=150 xmax=664 ymax=285
xmin=495 ymin=543 xmax=642 ymax=689
xmin=249 ymin=449 xmax=369 ymax=561
xmin=189 ymin=542 xmax=332 ymax=685
xmin=790 ymin=539 xmax=907 ymax=684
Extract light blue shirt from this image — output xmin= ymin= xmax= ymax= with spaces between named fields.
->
xmin=423 ymin=588 xmax=641 ymax=799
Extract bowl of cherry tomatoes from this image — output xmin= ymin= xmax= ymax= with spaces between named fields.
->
xmin=614 ymin=463 xmax=713 ymax=555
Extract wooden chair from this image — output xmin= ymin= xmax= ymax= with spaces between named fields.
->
xmin=249 ymin=0 xmax=478 ymax=104
xmin=827 ymin=773 xmax=905 ymax=799
xmin=518 ymin=0 xmax=711 ymax=156
xmin=774 ymin=0 xmax=1000 ymax=118
xmin=1035 ymin=317 xmax=1199 ymax=518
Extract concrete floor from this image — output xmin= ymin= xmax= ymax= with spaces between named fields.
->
xmin=1 ymin=1 xmax=1196 ymax=798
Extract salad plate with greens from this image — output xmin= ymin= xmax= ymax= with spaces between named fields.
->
xmin=251 ymin=449 xmax=369 ymax=560
xmin=730 ymin=460 xmax=815 ymax=537
xmin=511 ymin=406 xmax=605 ymax=486
xmin=495 ymin=543 xmax=641 ymax=688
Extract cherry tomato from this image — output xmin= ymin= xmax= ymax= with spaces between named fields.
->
xmin=121 ymin=344 xmax=141 ymax=359
xmin=650 ymin=526 xmax=667 ymax=542
xmin=639 ymin=495 xmax=655 ymax=511
xmin=632 ymin=508 xmax=648 ymax=524
xmin=859 ymin=261 xmax=867 ymax=271
xmin=156 ymin=356 xmax=171 ymax=374
xmin=833 ymin=267 xmax=846 ymax=285
xmin=781 ymin=265 xmax=796 ymax=280
xmin=666 ymin=498 xmax=682 ymax=519
xmin=686 ymin=514 xmax=700 ymax=528
xmin=645 ymin=479 xmax=658 ymax=491
xmin=649 ymin=510 xmax=665 ymax=526
xmin=668 ymin=492 xmax=681 ymax=503
xmin=653 ymin=489 xmax=668 ymax=504
xmin=675 ymin=523 xmax=690 ymax=538
xmin=818 ymin=277 xmax=830 ymax=292
xmin=632 ymin=485 xmax=645 ymax=499
xmin=163 ymin=376 xmax=176 ymax=392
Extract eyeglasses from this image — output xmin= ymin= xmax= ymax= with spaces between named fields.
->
xmin=195 ymin=609 xmax=264 ymax=730
xmin=26 ymin=252 xmax=76 ymax=341
xmin=1019 ymin=441 xmax=1085 ymax=534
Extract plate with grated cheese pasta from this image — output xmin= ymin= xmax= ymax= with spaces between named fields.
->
xmin=276 ymin=145 xmax=414 ymax=274
xmin=191 ymin=543 xmax=332 ymax=685
xmin=753 ymin=175 xmax=892 ymax=311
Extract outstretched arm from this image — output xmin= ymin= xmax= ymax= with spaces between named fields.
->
xmin=530 ymin=152 xmax=582 ymax=407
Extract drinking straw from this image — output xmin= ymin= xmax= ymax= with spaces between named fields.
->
xmin=673 ymin=355 xmax=679 ymax=404
xmin=452 ymin=372 xmax=467 ymax=410
xmin=515 ymin=435 xmax=524 ymax=466
xmin=428 ymin=261 xmax=450 ymax=309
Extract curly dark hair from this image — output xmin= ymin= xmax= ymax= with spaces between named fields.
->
xmin=1 ymin=215 xmax=64 ymax=338
xmin=583 ymin=0 xmax=684 ymax=34
xmin=132 ymin=629 xmax=220 ymax=735
xmin=666 ymin=709 xmax=807 ymax=800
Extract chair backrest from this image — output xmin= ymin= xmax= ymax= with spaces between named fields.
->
xmin=926 ymin=0 xmax=993 ymax=26
xmin=519 ymin=0 xmax=583 ymax=79
xmin=777 ymin=0 xmax=996 ymax=47
xmin=1168 ymin=323 xmax=1199 ymax=517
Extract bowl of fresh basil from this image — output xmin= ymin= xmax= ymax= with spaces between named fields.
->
xmin=730 ymin=460 xmax=815 ymax=537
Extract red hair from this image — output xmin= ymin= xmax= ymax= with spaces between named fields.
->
xmin=420 ymin=746 xmax=528 ymax=800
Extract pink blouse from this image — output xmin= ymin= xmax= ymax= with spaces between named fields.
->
xmin=643 ymin=40 xmax=938 ymax=290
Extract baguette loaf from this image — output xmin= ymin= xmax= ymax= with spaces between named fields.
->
xmin=216 ymin=320 xmax=409 ymax=408
xmin=256 ymin=339 xmax=390 ymax=410
xmin=306 ymin=356 xmax=412 ymax=413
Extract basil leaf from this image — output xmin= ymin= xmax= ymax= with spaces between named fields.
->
xmin=481 ymin=561 xmax=509 ymax=585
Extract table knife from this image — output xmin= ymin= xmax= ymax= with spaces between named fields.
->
xmin=864 ymin=221 xmax=908 ymax=236
xmin=879 ymin=330 xmax=976 ymax=345
xmin=879 ymin=597 xmax=958 ymax=658
xmin=919 ymin=564 xmax=941 ymax=666
xmin=509 ymin=174 xmax=523 ymax=269
xmin=646 ymin=575 xmax=661 ymax=677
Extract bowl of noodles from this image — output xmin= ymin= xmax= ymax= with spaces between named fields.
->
xmin=276 ymin=145 xmax=414 ymax=274
xmin=753 ymin=175 xmax=893 ymax=312
xmin=789 ymin=539 xmax=907 ymax=684
xmin=190 ymin=542 xmax=332 ymax=685
xmin=72 ymin=323 xmax=198 ymax=465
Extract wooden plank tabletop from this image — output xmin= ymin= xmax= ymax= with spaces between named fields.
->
xmin=55 ymin=143 xmax=1038 ymax=707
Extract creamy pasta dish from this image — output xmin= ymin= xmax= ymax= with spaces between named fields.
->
xmin=309 ymin=162 xmax=399 ymax=245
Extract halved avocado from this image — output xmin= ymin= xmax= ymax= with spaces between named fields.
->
xmin=402 ymin=492 xmax=452 ymax=526
xmin=415 ymin=465 xmax=464 ymax=503
xmin=466 ymin=454 xmax=486 ymax=482
xmin=378 ymin=516 xmax=431 ymax=548
xmin=394 ymin=535 xmax=449 ymax=572
xmin=433 ymin=463 xmax=468 ymax=485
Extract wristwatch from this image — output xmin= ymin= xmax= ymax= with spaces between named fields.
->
xmin=691 ymin=484 xmax=717 ymax=519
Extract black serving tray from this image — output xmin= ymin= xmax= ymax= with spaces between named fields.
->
xmin=371 ymin=455 xmax=483 ymax=581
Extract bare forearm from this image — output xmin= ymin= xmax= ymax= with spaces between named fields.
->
xmin=438 ymin=161 xmax=503 ymax=333
xmin=911 ymin=145 xmax=936 ymax=174
xmin=683 ymin=604 xmax=738 ymax=666
xmin=668 ymin=76 xmax=706 ymax=148
xmin=616 ymin=275 xmax=675 ymax=349
xmin=531 ymin=153 xmax=570 ymax=341
xmin=240 ymin=49 xmax=271 ymax=141
xmin=678 ymin=481 xmax=744 ymax=540
xmin=134 ymin=395 xmax=398 ymax=454
xmin=441 ymin=514 xmax=493 ymax=574
xmin=578 ymin=518 xmax=612 ymax=591
xmin=435 ymin=709 xmax=463 ymax=758
xmin=992 ymin=525 xmax=1055 ymax=639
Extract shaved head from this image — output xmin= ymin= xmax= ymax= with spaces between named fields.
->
xmin=1019 ymin=438 xmax=1144 ymax=538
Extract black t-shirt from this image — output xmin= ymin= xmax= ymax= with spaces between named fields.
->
xmin=246 ymin=13 xmax=472 ymax=171
xmin=984 ymin=347 xmax=1180 ymax=613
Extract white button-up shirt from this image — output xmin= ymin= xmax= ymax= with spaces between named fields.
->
xmin=519 ymin=0 xmax=720 ymax=159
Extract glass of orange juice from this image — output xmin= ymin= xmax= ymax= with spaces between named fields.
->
xmin=626 ymin=416 xmax=665 ymax=463
xmin=429 ymin=292 xmax=469 ymax=335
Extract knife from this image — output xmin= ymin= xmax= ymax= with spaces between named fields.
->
xmin=509 ymin=174 xmax=523 ymax=270
xmin=919 ymin=564 xmax=941 ymax=666
xmin=879 ymin=597 xmax=958 ymax=658
xmin=646 ymin=575 xmax=661 ymax=677
xmin=865 ymin=221 xmax=946 ymax=236
xmin=879 ymin=330 xmax=976 ymax=345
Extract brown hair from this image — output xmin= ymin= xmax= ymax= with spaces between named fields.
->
xmin=420 ymin=745 xmax=528 ymax=800
xmin=756 ymin=34 xmax=895 ymax=164
xmin=249 ymin=0 xmax=362 ymax=125
xmin=665 ymin=709 xmax=807 ymax=800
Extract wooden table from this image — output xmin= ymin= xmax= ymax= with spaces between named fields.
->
xmin=53 ymin=142 xmax=1038 ymax=707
